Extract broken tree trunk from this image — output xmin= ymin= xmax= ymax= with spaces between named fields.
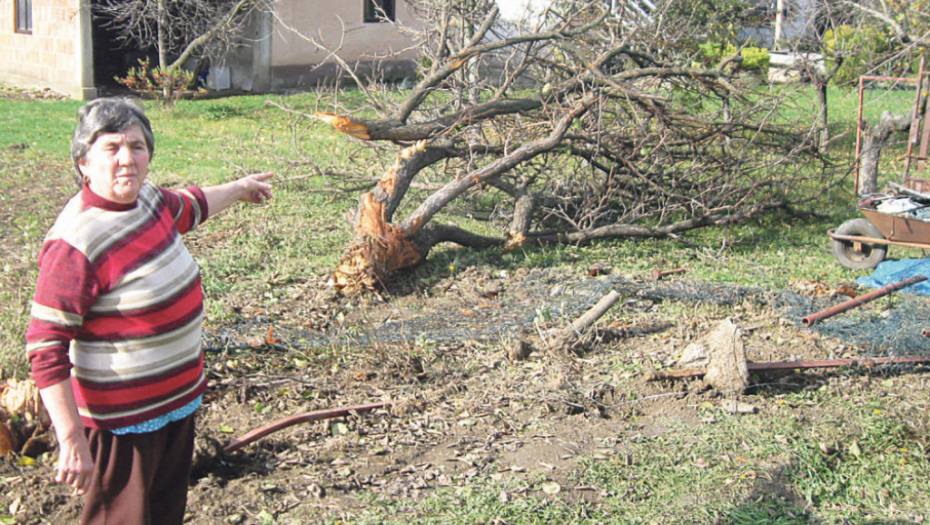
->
xmin=334 ymin=141 xmax=435 ymax=291
xmin=859 ymin=111 xmax=910 ymax=196
xmin=324 ymin=97 xmax=597 ymax=293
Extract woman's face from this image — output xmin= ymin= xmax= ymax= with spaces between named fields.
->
xmin=78 ymin=125 xmax=150 ymax=204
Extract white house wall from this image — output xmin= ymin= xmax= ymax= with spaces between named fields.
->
xmin=740 ymin=0 xmax=818 ymax=48
xmin=269 ymin=1 xmax=419 ymax=88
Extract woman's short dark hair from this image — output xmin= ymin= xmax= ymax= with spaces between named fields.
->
xmin=71 ymin=98 xmax=155 ymax=186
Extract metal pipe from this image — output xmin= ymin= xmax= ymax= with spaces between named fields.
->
xmin=645 ymin=355 xmax=930 ymax=381
xmin=904 ymin=57 xmax=927 ymax=180
xmin=801 ymin=275 xmax=927 ymax=327
xmin=223 ymin=402 xmax=391 ymax=454
xmin=747 ymin=355 xmax=930 ymax=371
xmin=856 ymin=76 xmax=864 ymax=195
xmin=651 ymin=267 xmax=686 ymax=281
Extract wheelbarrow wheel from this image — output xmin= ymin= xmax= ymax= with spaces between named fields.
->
xmin=831 ymin=218 xmax=887 ymax=270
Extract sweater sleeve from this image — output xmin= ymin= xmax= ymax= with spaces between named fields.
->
xmin=26 ymin=240 xmax=100 ymax=388
xmin=161 ymin=186 xmax=209 ymax=234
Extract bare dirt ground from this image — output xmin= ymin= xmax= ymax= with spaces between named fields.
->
xmin=4 ymin=261 xmax=928 ymax=524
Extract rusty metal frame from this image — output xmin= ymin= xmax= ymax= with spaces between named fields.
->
xmin=855 ymin=57 xmax=929 ymax=195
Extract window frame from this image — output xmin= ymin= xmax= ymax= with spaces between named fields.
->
xmin=364 ymin=0 xmax=395 ymax=23
xmin=15 ymin=0 xmax=33 ymax=34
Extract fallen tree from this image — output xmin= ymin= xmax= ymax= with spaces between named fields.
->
xmin=294 ymin=0 xmax=837 ymax=291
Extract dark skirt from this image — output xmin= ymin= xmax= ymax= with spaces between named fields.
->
xmin=81 ymin=414 xmax=196 ymax=525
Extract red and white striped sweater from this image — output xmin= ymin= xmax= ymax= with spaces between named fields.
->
xmin=26 ymin=181 xmax=210 ymax=430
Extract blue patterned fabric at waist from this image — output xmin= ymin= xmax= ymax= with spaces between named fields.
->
xmin=109 ymin=395 xmax=202 ymax=435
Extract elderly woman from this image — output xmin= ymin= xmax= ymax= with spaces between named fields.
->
xmin=25 ymin=98 xmax=272 ymax=525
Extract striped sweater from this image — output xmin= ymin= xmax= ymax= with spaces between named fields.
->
xmin=26 ymin=181 xmax=210 ymax=430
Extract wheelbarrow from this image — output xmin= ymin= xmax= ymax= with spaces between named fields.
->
xmin=829 ymin=61 xmax=930 ymax=270
xmin=828 ymin=198 xmax=930 ymax=269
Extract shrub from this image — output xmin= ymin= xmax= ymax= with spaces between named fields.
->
xmin=698 ymin=43 xmax=770 ymax=72
xmin=117 ymin=58 xmax=199 ymax=108
xmin=740 ymin=46 xmax=770 ymax=71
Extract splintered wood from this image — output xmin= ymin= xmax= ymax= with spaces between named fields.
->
xmin=314 ymin=112 xmax=371 ymax=140
xmin=334 ymin=142 xmax=429 ymax=292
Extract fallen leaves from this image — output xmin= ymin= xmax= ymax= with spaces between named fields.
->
xmin=0 ymin=422 xmax=15 ymax=456
xmin=540 ymin=481 xmax=562 ymax=495
xmin=265 ymin=326 xmax=283 ymax=346
xmin=790 ymin=279 xmax=857 ymax=299
xmin=1 ymin=378 xmax=48 ymax=426
xmin=720 ymin=400 xmax=757 ymax=414
xmin=244 ymin=326 xmax=285 ymax=348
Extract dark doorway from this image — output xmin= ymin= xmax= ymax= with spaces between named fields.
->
xmin=90 ymin=2 xmax=157 ymax=91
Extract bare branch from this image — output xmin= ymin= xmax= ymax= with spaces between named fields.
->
xmin=288 ymin=0 xmax=836 ymax=292
xmin=400 ymin=95 xmax=598 ymax=234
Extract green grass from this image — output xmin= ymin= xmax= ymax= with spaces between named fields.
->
xmin=2 ymin=84 xmax=930 ymax=523
xmin=0 ymin=85 xmax=897 ymax=375
xmin=0 ymin=83 xmax=919 ymax=348
xmin=0 ymin=97 xmax=84 ymax=153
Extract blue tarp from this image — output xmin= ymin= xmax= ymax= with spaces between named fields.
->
xmin=855 ymin=258 xmax=930 ymax=296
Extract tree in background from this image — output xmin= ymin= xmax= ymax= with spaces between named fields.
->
xmin=841 ymin=0 xmax=930 ymax=53
xmin=294 ymin=0 xmax=835 ymax=292
xmin=806 ymin=1 xmax=930 ymax=191
xmin=95 ymin=0 xmax=271 ymax=99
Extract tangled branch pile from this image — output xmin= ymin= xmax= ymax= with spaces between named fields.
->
xmin=300 ymin=0 xmax=838 ymax=290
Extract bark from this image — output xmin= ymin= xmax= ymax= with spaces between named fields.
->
xmin=814 ymin=58 xmax=843 ymax=152
xmin=334 ymin=142 xmax=437 ymax=291
xmin=816 ymin=83 xmax=829 ymax=150
xmin=157 ymin=0 xmax=170 ymax=100
xmin=168 ymin=0 xmax=259 ymax=71
xmin=333 ymin=95 xmax=597 ymax=292
xmin=316 ymin=98 xmax=545 ymax=142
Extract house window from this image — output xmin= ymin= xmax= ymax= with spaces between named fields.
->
xmin=15 ymin=0 xmax=32 ymax=34
xmin=364 ymin=0 xmax=395 ymax=22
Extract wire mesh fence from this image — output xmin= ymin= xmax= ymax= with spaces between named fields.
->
xmin=204 ymin=269 xmax=930 ymax=357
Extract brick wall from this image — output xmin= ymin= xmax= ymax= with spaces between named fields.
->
xmin=0 ymin=0 xmax=94 ymax=99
